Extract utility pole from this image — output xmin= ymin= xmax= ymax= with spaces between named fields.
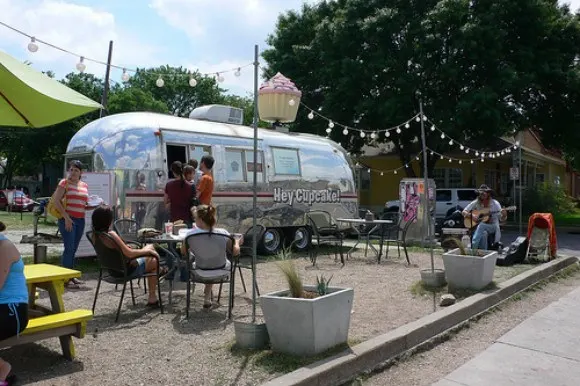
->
xmin=100 ymin=40 xmax=114 ymax=117
xmin=417 ymin=92 xmax=434 ymax=272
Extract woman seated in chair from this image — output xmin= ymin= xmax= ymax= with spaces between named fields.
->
xmin=91 ymin=206 xmax=163 ymax=308
xmin=181 ymin=204 xmax=241 ymax=308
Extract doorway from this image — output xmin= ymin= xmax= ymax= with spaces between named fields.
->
xmin=166 ymin=144 xmax=187 ymax=178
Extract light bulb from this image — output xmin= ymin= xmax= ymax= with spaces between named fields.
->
xmin=465 ymin=149 xmax=470 ymax=154
xmin=471 ymin=160 xmax=474 ymax=164
xmin=328 ymin=121 xmax=334 ymax=129
xmin=380 ymin=172 xmax=384 ymax=176
xmin=121 ymin=69 xmax=130 ymax=82
xmin=234 ymin=67 xmax=241 ymax=77
xmin=385 ymin=131 xmax=391 ymax=137
xmin=423 ymin=115 xmax=428 ymax=121
xmin=448 ymin=140 xmax=453 ymax=145
xmin=156 ymin=76 xmax=164 ymax=88
xmin=404 ymin=123 xmax=410 ymax=129
xmin=28 ymin=37 xmax=39 ymax=52
xmin=370 ymin=132 xmax=377 ymax=139
xmin=76 ymin=57 xmax=86 ymax=73
xmin=460 ymin=145 xmax=464 ymax=150
xmin=325 ymin=128 xmax=332 ymax=134
xmin=367 ymin=169 xmax=370 ymax=173
xmin=308 ymin=111 xmax=314 ymax=120
xmin=513 ymin=145 xmax=517 ymax=150
xmin=415 ymin=116 xmax=420 ymax=122
xmin=440 ymin=155 xmax=444 ymax=160
xmin=189 ymin=77 xmax=197 ymax=87
xmin=216 ymin=73 xmax=224 ymax=82
xmin=515 ymin=141 xmax=520 ymax=146
xmin=416 ymin=156 xmax=419 ymax=160
xmin=448 ymin=158 xmax=452 ymax=162
xmin=342 ymin=128 xmax=348 ymax=135
xmin=360 ymin=131 xmax=366 ymax=138
xmin=430 ymin=125 xmax=435 ymax=131
xmin=405 ymin=164 xmax=409 ymax=168
xmin=440 ymin=133 xmax=445 ymax=139
xmin=400 ymin=144 xmax=404 ymax=149
xmin=430 ymin=151 xmax=434 ymax=155
xmin=288 ymin=99 xmax=296 ymax=106
xmin=396 ymin=127 xmax=402 ymax=134
xmin=459 ymin=160 xmax=462 ymax=164
xmin=475 ymin=152 xmax=479 ymax=156
xmin=394 ymin=170 xmax=397 ymax=175
xmin=481 ymin=158 xmax=485 ymax=162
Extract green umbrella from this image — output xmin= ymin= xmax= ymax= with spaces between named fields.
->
xmin=0 ymin=50 xmax=102 ymax=128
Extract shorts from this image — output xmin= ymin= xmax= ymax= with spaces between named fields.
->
xmin=0 ymin=303 xmax=29 ymax=340
xmin=109 ymin=257 xmax=148 ymax=278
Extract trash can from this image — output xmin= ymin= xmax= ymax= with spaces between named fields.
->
xmin=34 ymin=245 xmax=48 ymax=264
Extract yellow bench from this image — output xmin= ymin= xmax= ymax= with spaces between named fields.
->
xmin=0 ymin=309 xmax=93 ymax=360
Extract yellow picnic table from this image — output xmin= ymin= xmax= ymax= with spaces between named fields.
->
xmin=23 ymin=264 xmax=91 ymax=360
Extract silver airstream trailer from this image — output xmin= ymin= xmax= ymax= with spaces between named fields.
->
xmin=64 ymin=105 xmax=358 ymax=253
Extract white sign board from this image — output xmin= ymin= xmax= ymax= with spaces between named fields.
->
xmin=75 ymin=172 xmax=114 ymax=258
xmin=510 ymin=167 xmax=519 ymax=181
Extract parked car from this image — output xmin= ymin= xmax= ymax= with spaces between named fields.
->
xmin=384 ymin=188 xmax=478 ymax=219
xmin=0 ymin=190 xmax=38 ymax=212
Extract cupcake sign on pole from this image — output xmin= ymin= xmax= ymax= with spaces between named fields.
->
xmin=258 ymin=72 xmax=302 ymax=123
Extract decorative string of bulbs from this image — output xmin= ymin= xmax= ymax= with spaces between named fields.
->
xmin=354 ymin=151 xmax=423 ymax=175
xmin=0 ymin=20 xmax=251 ymax=87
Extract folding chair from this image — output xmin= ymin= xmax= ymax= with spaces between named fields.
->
xmin=234 ymin=224 xmax=266 ymax=296
xmin=306 ymin=210 xmax=345 ymax=266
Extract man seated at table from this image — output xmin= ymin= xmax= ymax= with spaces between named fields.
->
xmin=91 ymin=206 xmax=165 ymax=308
xmin=0 ymin=221 xmax=28 ymax=385
xmin=181 ymin=205 xmax=241 ymax=309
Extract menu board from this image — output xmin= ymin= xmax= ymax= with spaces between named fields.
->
xmin=272 ymin=147 xmax=300 ymax=175
xmin=75 ymin=172 xmax=114 ymax=258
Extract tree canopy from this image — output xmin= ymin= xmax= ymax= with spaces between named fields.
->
xmin=262 ymin=0 xmax=580 ymax=175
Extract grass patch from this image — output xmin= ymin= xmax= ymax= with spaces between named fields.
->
xmin=554 ymin=211 xmax=580 ymax=227
xmin=0 ymin=210 xmax=57 ymax=230
xmin=229 ymin=338 xmax=363 ymax=375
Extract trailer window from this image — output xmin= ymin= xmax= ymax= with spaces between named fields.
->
xmin=272 ymin=147 xmax=300 ymax=176
xmin=226 ymin=150 xmax=245 ymax=182
xmin=188 ymin=145 xmax=211 ymax=165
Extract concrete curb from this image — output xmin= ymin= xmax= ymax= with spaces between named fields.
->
xmin=261 ymin=256 xmax=580 ymax=386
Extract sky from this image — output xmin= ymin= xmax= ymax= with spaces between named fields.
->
xmin=0 ymin=0 xmax=579 ymax=98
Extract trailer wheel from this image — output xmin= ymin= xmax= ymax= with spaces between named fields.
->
xmin=259 ymin=228 xmax=283 ymax=255
xmin=292 ymin=227 xmax=311 ymax=251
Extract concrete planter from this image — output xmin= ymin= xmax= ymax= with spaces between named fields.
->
xmin=260 ymin=286 xmax=354 ymax=356
xmin=442 ymin=248 xmax=498 ymax=290
xmin=420 ymin=268 xmax=446 ymax=287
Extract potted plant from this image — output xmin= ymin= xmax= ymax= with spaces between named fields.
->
xmin=260 ymin=252 xmax=354 ymax=356
xmin=442 ymin=238 xmax=498 ymax=290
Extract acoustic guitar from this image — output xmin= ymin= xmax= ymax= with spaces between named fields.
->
xmin=464 ymin=206 xmax=517 ymax=229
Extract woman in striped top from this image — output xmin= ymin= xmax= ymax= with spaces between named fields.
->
xmin=51 ymin=160 xmax=92 ymax=288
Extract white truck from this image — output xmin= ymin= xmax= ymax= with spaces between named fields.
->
xmin=64 ymin=105 xmax=358 ymax=254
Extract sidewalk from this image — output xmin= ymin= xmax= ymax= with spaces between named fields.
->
xmin=433 ymin=285 xmax=580 ymax=386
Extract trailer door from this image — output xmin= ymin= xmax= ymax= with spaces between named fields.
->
xmin=166 ymin=144 xmax=187 ymax=178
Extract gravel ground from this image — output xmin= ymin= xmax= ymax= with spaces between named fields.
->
xmin=2 ymin=241 xmax=540 ymax=386
xmin=361 ymin=266 xmax=580 ymax=386
xmin=4 ymin=226 xmax=64 ymax=257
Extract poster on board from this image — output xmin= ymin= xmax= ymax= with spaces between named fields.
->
xmin=75 ymin=172 xmax=114 ymax=258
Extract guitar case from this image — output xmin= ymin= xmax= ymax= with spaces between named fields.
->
xmin=496 ymin=236 xmax=528 ymax=266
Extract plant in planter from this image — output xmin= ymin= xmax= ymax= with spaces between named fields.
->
xmin=442 ymin=238 xmax=498 ymax=291
xmin=260 ymin=254 xmax=353 ymax=356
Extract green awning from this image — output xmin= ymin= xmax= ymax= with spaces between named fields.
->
xmin=0 ymin=50 xmax=102 ymax=128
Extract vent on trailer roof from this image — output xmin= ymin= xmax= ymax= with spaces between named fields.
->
xmin=188 ymin=104 xmax=244 ymax=125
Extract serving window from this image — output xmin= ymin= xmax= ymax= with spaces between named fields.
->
xmin=224 ymin=148 xmax=264 ymax=183
xmin=271 ymin=147 xmax=301 ymax=176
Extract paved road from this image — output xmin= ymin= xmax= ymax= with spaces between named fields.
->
xmin=432 ymin=285 xmax=580 ymax=386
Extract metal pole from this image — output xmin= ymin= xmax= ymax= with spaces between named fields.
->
xmin=251 ymin=44 xmax=259 ymax=323
xmin=518 ymin=133 xmax=523 ymax=235
xmin=100 ymin=40 xmax=114 ymax=118
xmin=418 ymin=98 xmax=434 ymax=272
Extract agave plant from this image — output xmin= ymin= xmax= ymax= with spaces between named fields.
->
xmin=316 ymin=274 xmax=333 ymax=296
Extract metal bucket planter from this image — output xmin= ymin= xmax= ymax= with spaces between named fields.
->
xmin=260 ymin=286 xmax=354 ymax=356
xmin=420 ymin=268 xmax=446 ymax=288
xmin=233 ymin=320 xmax=270 ymax=350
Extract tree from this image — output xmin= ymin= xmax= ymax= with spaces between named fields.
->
xmin=126 ymin=66 xmax=225 ymax=117
xmin=108 ymin=85 xmax=168 ymax=115
xmin=262 ymin=0 xmax=580 ymax=176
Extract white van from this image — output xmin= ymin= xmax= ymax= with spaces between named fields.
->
xmin=384 ymin=188 xmax=478 ymax=219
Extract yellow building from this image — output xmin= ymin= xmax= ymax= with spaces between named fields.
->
xmin=356 ymin=129 xmax=571 ymax=213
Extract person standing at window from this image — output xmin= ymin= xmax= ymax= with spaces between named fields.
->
xmin=187 ymin=159 xmax=204 ymax=187
xmin=51 ymin=160 xmax=93 ymax=289
xmin=164 ymin=161 xmax=194 ymax=227
xmin=197 ymin=155 xmax=214 ymax=206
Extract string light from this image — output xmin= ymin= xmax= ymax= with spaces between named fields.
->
xmin=121 ymin=69 xmax=130 ymax=82
xmin=76 ymin=56 xmax=86 ymax=73
xmin=0 ymin=20 xmax=250 ymax=86
xmin=189 ymin=76 xmax=197 ymax=87
xmin=308 ymin=111 xmax=314 ymax=120
xmin=155 ymin=76 xmax=164 ymax=88
xmin=342 ymin=128 xmax=348 ymax=135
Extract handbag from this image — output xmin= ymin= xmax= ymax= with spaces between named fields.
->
xmin=47 ymin=181 xmax=67 ymax=219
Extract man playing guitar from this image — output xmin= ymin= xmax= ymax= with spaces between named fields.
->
xmin=462 ymin=185 xmax=506 ymax=250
